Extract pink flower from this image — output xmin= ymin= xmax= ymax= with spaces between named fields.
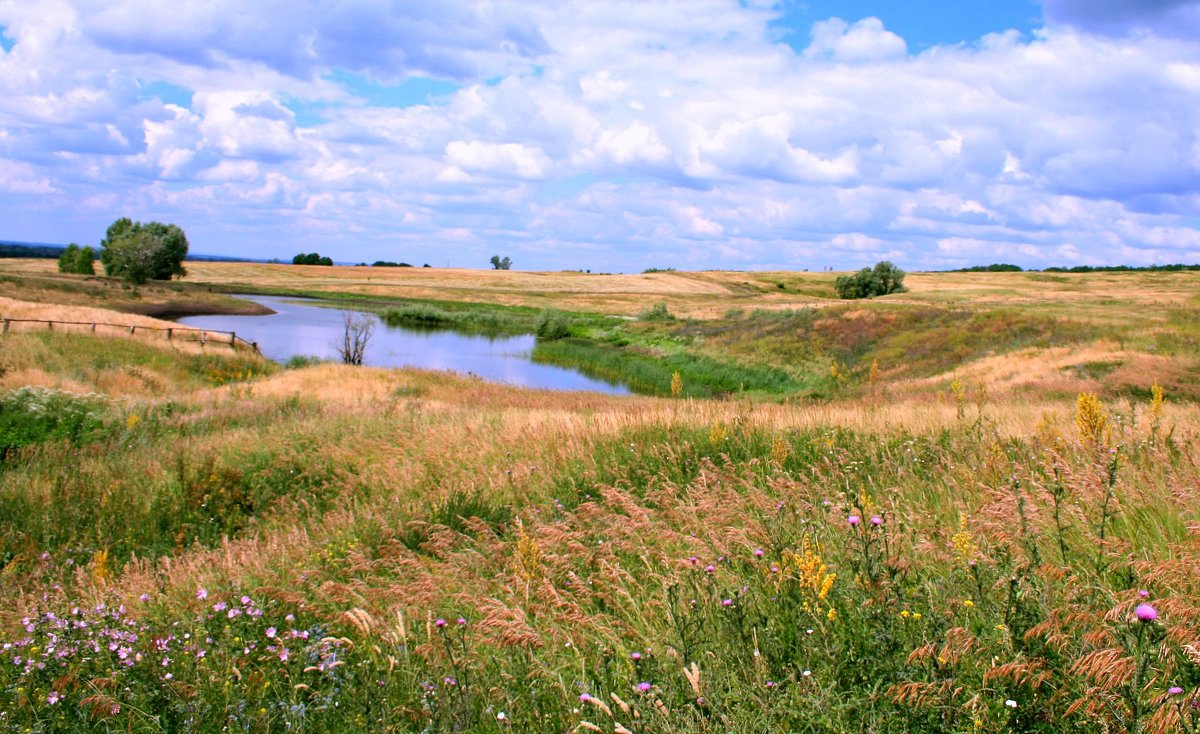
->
xmin=870 ymin=515 xmax=883 ymax=526
xmin=579 ymin=693 xmax=591 ymax=702
xmin=848 ymin=515 xmax=861 ymax=526
xmin=46 ymin=691 xmax=61 ymax=705
xmin=704 ymin=565 xmax=715 ymax=573
xmin=1169 ymin=686 xmax=1184 ymax=695
xmin=721 ymin=599 xmax=733 ymax=607
xmin=1138 ymin=589 xmax=1150 ymax=598
xmin=265 ymin=627 xmax=277 ymax=639
xmin=196 ymin=589 xmax=208 ymax=601
xmin=435 ymin=618 xmax=447 ymax=628
xmin=754 ymin=548 xmax=764 ymax=558
xmin=457 ymin=617 xmax=467 ymax=625
xmin=631 ymin=652 xmax=642 ymax=661
xmin=636 ymin=682 xmax=652 ymax=692
xmin=1135 ymin=603 xmax=1158 ymax=622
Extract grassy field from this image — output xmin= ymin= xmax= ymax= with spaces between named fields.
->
xmin=2 ymin=262 xmax=1200 ymax=732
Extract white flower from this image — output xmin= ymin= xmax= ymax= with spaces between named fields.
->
xmin=1005 ymin=699 xmax=1018 ymax=708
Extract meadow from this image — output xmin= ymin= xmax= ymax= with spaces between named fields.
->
xmin=1 ymin=260 xmax=1199 ymax=732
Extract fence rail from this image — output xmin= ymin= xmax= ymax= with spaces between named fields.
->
xmin=0 ymin=317 xmax=260 ymax=355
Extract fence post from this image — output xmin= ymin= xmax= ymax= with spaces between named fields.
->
xmin=48 ymin=321 xmax=53 ymax=332
xmin=2 ymin=319 xmax=8 ymax=333
xmin=200 ymin=331 xmax=206 ymax=346
xmin=130 ymin=324 xmax=136 ymax=335
xmin=231 ymin=331 xmax=236 ymax=348
xmin=91 ymin=323 xmax=97 ymax=333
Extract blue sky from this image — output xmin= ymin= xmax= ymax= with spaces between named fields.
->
xmin=1 ymin=1 xmax=1198 ymax=272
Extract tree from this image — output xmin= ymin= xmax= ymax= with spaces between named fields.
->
xmin=490 ymin=255 xmax=512 ymax=270
xmin=835 ymin=261 xmax=907 ymax=299
xmin=293 ymin=253 xmax=333 ymax=266
xmin=334 ymin=312 xmax=374 ymax=366
xmin=57 ymin=244 xmax=95 ymax=275
xmin=99 ymin=218 xmax=188 ymax=283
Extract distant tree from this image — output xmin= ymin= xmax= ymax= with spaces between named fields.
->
xmin=835 ymin=261 xmax=907 ymax=299
xmin=490 ymin=255 xmax=512 ymax=270
xmin=57 ymin=244 xmax=95 ymax=275
xmin=99 ymin=219 xmax=188 ymax=284
xmin=293 ymin=253 xmax=333 ymax=266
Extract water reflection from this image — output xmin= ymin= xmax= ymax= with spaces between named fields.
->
xmin=178 ymin=295 xmax=630 ymax=395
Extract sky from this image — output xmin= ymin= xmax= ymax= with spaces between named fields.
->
xmin=1 ymin=0 xmax=1199 ymax=272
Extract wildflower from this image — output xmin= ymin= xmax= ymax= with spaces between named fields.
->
xmin=265 ymin=627 xmax=277 ymax=639
xmin=443 ymin=677 xmax=457 ymax=686
xmin=721 ymin=599 xmax=733 ymax=607
xmin=497 ymin=711 xmax=507 ymax=721
xmin=963 ymin=600 xmax=975 ymax=608
xmin=1005 ymin=700 xmax=1017 ymax=709
xmin=631 ymin=652 xmax=641 ymax=661
xmin=47 ymin=691 xmax=61 ymax=705
xmin=754 ymin=548 xmax=764 ymax=558
xmin=802 ymin=670 xmax=812 ymax=678
xmin=457 ymin=617 xmax=467 ymax=625
xmin=1169 ymin=687 xmax=1184 ymax=695
xmin=196 ymin=589 xmax=208 ymax=601
xmin=848 ymin=515 xmax=861 ymax=526
xmin=1135 ymin=603 xmax=1158 ymax=622
xmin=139 ymin=593 xmax=150 ymax=603
xmin=637 ymin=682 xmax=652 ymax=692
xmin=579 ymin=693 xmax=591 ymax=702
xmin=1138 ymin=590 xmax=1150 ymax=598
xmin=435 ymin=618 xmax=447 ymax=628
xmin=704 ymin=565 xmax=715 ymax=573
xmin=870 ymin=515 xmax=882 ymax=526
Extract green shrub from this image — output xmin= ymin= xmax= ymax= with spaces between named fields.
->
xmin=835 ymin=261 xmax=907 ymax=299
xmin=535 ymin=310 xmax=572 ymax=340
xmin=638 ymin=301 xmax=673 ymax=321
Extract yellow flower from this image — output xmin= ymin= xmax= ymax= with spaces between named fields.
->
xmin=900 ymin=610 xmax=911 ymax=619
xmin=912 ymin=613 xmax=922 ymax=621
xmin=826 ymin=608 xmax=837 ymax=621
xmin=963 ymin=600 xmax=975 ymax=608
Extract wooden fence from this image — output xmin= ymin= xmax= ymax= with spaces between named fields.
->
xmin=0 ymin=317 xmax=260 ymax=355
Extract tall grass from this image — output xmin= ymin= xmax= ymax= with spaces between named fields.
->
xmin=532 ymin=337 xmax=810 ymax=397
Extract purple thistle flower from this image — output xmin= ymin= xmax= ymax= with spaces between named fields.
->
xmin=1169 ymin=687 xmax=1184 ymax=695
xmin=848 ymin=515 xmax=861 ymax=526
xmin=637 ymin=682 xmax=652 ymax=692
xmin=754 ymin=548 xmax=764 ymax=558
xmin=435 ymin=618 xmax=447 ymax=628
xmin=196 ymin=589 xmax=207 ymax=601
xmin=870 ymin=515 xmax=883 ymax=526
xmin=1135 ymin=603 xmax=1159 ymax=622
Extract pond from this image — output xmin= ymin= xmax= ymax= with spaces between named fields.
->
xmin=178 ymin=295 xmax=631 ymax=395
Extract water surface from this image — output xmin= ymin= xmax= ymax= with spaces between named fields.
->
xmin=179 ymin=296 xmax=630 ymax=395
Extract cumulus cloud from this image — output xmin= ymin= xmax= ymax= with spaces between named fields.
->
xmin=804 ymin=17 xmax=907 ymax=62
xmin=0 ymin=0 xmax=1198 ymax=271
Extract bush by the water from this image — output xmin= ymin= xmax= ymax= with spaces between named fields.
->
xmin=835 ymin=261 xmax=907 ymax=299
xmin=536 ymin=309 xmax=573 ymax=340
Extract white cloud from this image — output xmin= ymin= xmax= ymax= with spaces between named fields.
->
xmin=0 ymin=0 xmax=1197 ymax=271
xmin=445 ymin=140 xmax=551 ymax=179
xmin=804 ymin=17 xmax=907 ymax=62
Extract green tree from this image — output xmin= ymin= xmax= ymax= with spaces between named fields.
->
xmin=293 ymin=253 xmax=333 ymax=266
xmin=835 ymin=261 xmax=907 ymax=299
xmin=490 ymin=255 xmax=512 ymax=270
xmin=74 ymin=245 xmax=96 ymax=275
xmin=57 ymin=244 xmax=79 ymax=273
xmin=99 ymin=218 xmax=188 ymax=283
